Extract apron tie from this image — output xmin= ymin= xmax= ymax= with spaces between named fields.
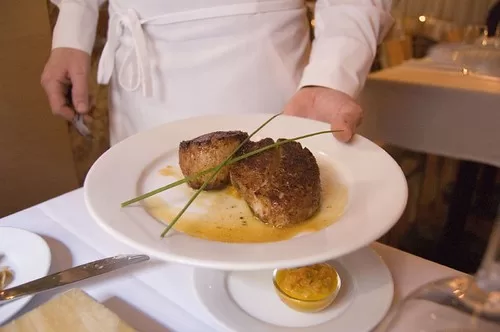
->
xmin=97 ymin=9 xmax=153 ymax=97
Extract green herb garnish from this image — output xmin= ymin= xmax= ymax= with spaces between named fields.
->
xmin=121 ymin=129 xmax=341 ymax=208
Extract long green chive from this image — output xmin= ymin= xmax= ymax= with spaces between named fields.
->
xmin=121 ymin=129 xmax=342 ymax=208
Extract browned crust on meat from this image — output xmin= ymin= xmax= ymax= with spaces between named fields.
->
xmin=179 ymin=131 xmax=248 ymax=190
xmin=230 ymin=138 xmax=321 ymax=227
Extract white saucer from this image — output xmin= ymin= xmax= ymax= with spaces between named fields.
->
xmin=0 ymin=227 xmax=52 ymax=326
xmin=194 ymin=246 xmax=393 ymax=331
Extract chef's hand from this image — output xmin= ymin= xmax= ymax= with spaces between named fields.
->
xmin=283 ymin=86 xmax=362 ymax=143
xmin=40 ymin=47 xmax=91 ymax=121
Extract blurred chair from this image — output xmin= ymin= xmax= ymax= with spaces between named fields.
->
xmin=379 ymin=37 xmax=414 ymax=68
xmin=446 ymin=27 xmax=465 ymax=42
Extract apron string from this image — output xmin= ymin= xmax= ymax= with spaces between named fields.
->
xmin=97 ymin=14 xmax=120 ymax=88
xmin=97 ymin=9 xmax=153 ymax=98
xmin=143 ymin=0 xmax=304 ymax=26
xmin=126 ymin=9 xmax=152 ymax=97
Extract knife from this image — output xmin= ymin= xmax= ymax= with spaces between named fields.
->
xmin=0 ymin=254 xmax=149 ymax=305
xmin=72 ymin=113 xmax=93 ymax=139
xmin=65 ymin=84 xmax=94 ymax=140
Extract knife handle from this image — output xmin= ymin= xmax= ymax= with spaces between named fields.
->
xmin=0 ymin=254 xmax=149 ymax=304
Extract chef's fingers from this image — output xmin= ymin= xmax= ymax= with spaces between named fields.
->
xmin=331 ymin=101 xmax=363 ymax=143
xmin=69 ymin=66 xmax=89 ymax=114
xmin=41 ymin=79 xmax=76 ymax=122
xmin=331 ymin=119 xmax=352 ymax=143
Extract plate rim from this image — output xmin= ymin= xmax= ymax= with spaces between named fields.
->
xmin=0 ymin=226 xmax=52 ymax=326
xmin=193 ymin=245 xmax=394 ymax=331
xmin=84 ymin=113 xmax=408 ymax=270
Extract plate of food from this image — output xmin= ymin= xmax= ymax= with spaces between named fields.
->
xmin=0 ymin=227 xmax=52 ymax=325
xmin=84 ymin=113 xmax=407 ymax=270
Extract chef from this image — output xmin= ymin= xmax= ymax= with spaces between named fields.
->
xmin=41 ymin=0 xmax=393 ymax=145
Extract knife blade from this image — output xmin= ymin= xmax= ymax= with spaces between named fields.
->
xmin=72 ymin=113 xmax=93 ymax=139
xmin=65 ymin=84 xmax=94 ymax=140
xmin=0 ymin=254 xmax=149 ymax=304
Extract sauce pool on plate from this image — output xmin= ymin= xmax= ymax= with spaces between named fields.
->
xmin=0 ymin=267 xmax=13 ymax=290
xmin=143 ymin=161 xmax=347 ymax=243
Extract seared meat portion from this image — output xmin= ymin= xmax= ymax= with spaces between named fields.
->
xmin=179 ymin=131 xmax=248 ymax=190
xmin=230 ymin=138 xmax=321 ymax=227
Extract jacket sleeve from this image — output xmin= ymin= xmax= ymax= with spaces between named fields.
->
xmin=50 ymin=0 xmax=106 ymax=54
xmin=298 ymin=0 xmax=394 ymax=98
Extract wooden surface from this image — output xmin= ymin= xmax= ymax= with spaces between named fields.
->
xmin=368 ymin=64 xmax=500 ymax=95
xmin=0 ymin=0 xmax=79 ymax=217
xmin=0 ymin=289 xmax=137 ymax=332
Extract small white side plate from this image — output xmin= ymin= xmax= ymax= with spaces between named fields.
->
xmin=0 ymin=227 xmax=52 ymax=326
xmin=194 ymin=246 xmax=393 ymax=332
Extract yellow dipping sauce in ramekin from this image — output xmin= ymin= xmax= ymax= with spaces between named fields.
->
xmin=273 ymin=263 xmax=341 ymax=313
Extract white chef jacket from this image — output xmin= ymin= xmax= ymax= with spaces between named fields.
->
xmin=50 ymin=0 xmax=394 ymax=144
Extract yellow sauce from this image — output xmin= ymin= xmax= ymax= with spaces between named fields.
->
xmin=0 ymin=267 xmax=13 ymax=290
xmin=275 ymin=264 xmax=338 ymax=301
xmin=159 ymin=165 xmax=177 ymax=177
xmin=146 ymin=162 xmax=347 ymax=243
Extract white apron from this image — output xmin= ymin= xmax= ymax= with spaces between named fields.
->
xmin=97 ymin=0 xmax=310 ymax=145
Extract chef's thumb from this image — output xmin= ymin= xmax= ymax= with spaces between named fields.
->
xmin=332 ymin=120 xmax=353 ymax=143
xmin=70 ymin=66 xmax=89 ymax=114
xmin=333 ymin=100 xmax=363 ymax=143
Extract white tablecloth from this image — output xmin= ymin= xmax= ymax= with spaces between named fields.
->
xmin=358 ymin=59 xmax=500 ymax=167
xmin=0 ymin=189 xmax=462 ymax=331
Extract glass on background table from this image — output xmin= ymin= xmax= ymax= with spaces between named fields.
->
xmin=379 ymin=205 xmax=500 ymax=332
xmin=456 ymin=24 xmax=500 ymax=79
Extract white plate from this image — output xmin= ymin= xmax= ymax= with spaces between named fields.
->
xmin=84 ymin=114 xmax=407 ymax=270
xmin=0 ymin=227 xmax=52 ymax=326
xmin=194 ymin=246 xmax=394 ymax=331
